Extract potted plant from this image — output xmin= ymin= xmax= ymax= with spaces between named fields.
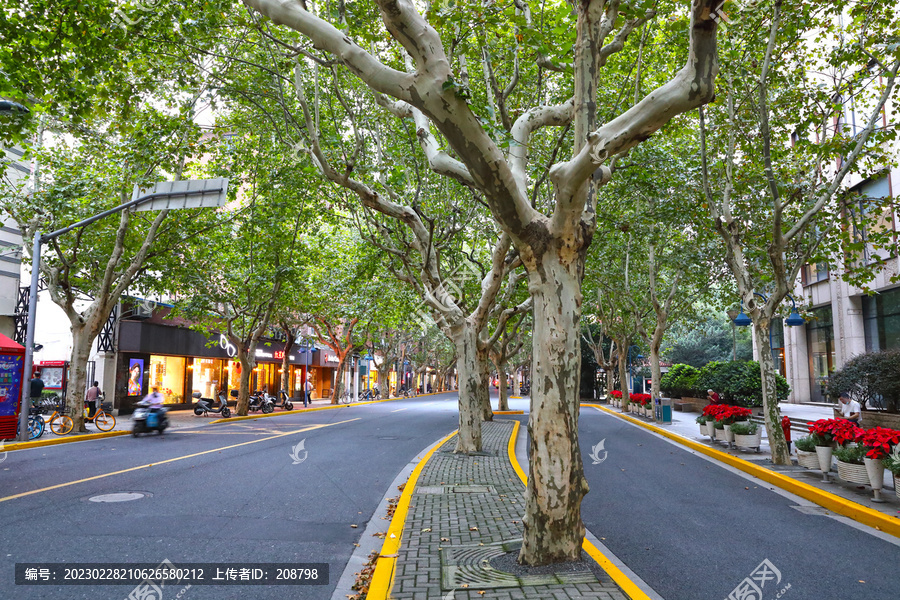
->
xmin=833 ymin=443 xmax=870 ymax=486
xmin=794 ymin=435 xmax=820 ymax=469
xmin=808 ymin=419 xmax=862 ymax=483
xmin=609 ymin=390 xmax=621 ymax=408
xmin=857 ymin=427 xmax=900 ymax=503
xmin=731 ymin=421 xmax=762 ymax=451
xmin=701 ymin=405 xmax=726 ymax=439
xmin=719 ymin=406 xmax=752 ymax=444
xmin=883 ymin=446 xmax=900 ymax=501
xmin=696 ymin=414 xmax=712 ymax=436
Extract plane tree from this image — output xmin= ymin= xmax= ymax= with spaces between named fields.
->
xmin=234 ymin=0 xmax=722 ymax=563
xmin=698 ymin=0 xmax=900 ymax=464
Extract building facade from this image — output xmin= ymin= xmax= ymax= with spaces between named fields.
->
xmin=782 ymin=169 xmax=899 ymax=404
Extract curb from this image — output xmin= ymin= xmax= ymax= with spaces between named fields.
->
xmin=208 ymin=391 xmax=453 ymax=425
xmin=506 ymin=420 xmax=653 ymax=600
xmin=493 ymin=410 xmax=524 ymax=415
xmin=583 ymin=403 xmax=900 ymax=539
xmin=208 ymin=397 xmax=400 ymax=424
xmin=367 ymin=430 xmax=459 ymax=599
xmin=3 ymin=430 xmax=131 ymax=452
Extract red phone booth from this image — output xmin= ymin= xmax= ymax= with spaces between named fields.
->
xmin=0 ymin=333 xmax=27 ymax=440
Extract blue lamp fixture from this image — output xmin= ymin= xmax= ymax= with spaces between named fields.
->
xmin=732 ymin=292 xmax=805 ymax=328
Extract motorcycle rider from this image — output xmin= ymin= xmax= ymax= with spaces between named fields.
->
xmin=142 ymin=387 xmax=164 ymax=409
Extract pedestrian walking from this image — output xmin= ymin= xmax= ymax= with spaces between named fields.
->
xmin=304 ymin=379 xmax=313 ymax=408
xmin=84 ymin=381 xmax=101 ymax=422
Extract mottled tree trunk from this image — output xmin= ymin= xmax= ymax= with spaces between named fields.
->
xmin=67 ymin=325 xmax=94 ymax=432
xmin=479 ymin=346 xmax=493 ymax=422
xmin=512 ymin=371 xmax=520 ymax=397
xmin=649 ymin=345 xmax=662 ymax=401
xmin=754 ymin=322 xmax=790 ymax=465
xmin=495 ymin=360 xmax=509 ymax=411
xmin=236 ymin=350 xmax=253 ymax=416
xmin=616 ymin=344 xmax=630 ymax=412
xmin=452 ymin=323 xmax=486 ymax=453
xmin=519 ymin=254 xmax=589 ymax=565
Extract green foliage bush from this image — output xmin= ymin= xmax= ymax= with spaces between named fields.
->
xmin=833 ymin=443 xmax=867 ymax=465
xmin=730 ymin=421 xmax=758 ymax=435
xmin=660 ymin=360 xmax=789 ymax=406
xmin=826 ymin=349 xmax=900 ymax=413
xmin=659 ymin=364 xmax=699 ymax=398
xmin=795 ymin=435 xmax=816 ymax=452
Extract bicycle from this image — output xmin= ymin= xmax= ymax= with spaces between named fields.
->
xmin=339 ymin=387 xmax=353 ymax=404
xmin=19 ymin=406 xmax=45 ymax=440
xmin=39 ymin=396 xmax=74 ymax=435
xmin=84 ymin=394 xmax=116 ymax=432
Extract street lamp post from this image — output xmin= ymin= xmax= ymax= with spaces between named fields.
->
xmin=627 ymin=345 xmax=642 ymax=396
xmin=726 ymin=309 xmax=739 ymax=361
xmin=17 ymin=179 xmax=228 ymax=441
xmin=731 ymin=292 xmax=805 ymax=370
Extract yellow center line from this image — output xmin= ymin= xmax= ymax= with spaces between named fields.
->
xmin=0 ymin=418 xmax=360 ymax=504
xmin=390 ymin=408 xmax=409 ymax=413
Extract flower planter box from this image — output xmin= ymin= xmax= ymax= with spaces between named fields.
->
xmin=796 ymin=449 xmax=820 ymax=469
xmin=734 ymin=431 xmax=762 ymax=451
xmin=859 ymin=411 xmax=900 ymax=430
xmin=714 ymin=427 xmax=728 ymax=442
xmin=723 ymin=424 xmax=735 ymax=444
xmin=836 ymin=460 xmax=870 ymax=486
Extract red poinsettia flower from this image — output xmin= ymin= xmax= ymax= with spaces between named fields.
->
xmin=857 ymin=427 xmax=900 ymax=460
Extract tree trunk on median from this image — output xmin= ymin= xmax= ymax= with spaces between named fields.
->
xmin=452 ymin=323 xmax=486 ymax=453
xmin=519 ymin=252 xmax=589 ymax=565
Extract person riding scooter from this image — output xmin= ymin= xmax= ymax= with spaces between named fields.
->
xmin=133 ymin=387 xmax=169 ymax=435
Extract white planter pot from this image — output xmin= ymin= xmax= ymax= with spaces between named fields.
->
xmin=815 ymin=446 xmax=833 ymax=474
xmin=723 ymin=424 xmax=735 ymax=444
xmin=836 ymin=460 xmax=870 ymax=486
xmin=734 ymin=431 xmax=762 ymax=450
xmin=714 ymin=427 xmax=727 ymax=442
xmin=796 ymin=449 xmax=820 ymax=469
xmin=707 ymin=423 xmax=717 ymax=439
xmin=699 ymin=424 xmax=708 ymax=437
xmin=864 ymin=457 xmax=886 ymax=502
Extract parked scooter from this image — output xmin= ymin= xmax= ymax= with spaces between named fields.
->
xmin=249 ymin=390 xmax=275 ymax=414
xmin=193 ymin=391 xmax=231 ymax=418
xmin=273 ymin=390 xmax=294 ymax=411
xmin=132 ymin=400 xmax=169 ymax=436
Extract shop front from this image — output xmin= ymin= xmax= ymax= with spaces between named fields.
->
xmin=115 ymin=320 xmax=321 ymax=412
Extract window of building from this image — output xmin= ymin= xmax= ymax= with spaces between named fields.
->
xmin=801 ymin=262 xmax=829 ymax=286
xmin=190 ymin=358 xmax=224 ymax=399
xmin=149 ymin=355 xmax=186 ymax=404
xmin=847 ymin=176 xmax=895 ymax=268
xmin=863 ymin=287 xmax=900 ymax=352
xmin=806 ymin=306 xmax=835 ymax=404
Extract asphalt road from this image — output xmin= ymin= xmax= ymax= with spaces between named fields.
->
xmin=0 ymin=394 xmax=460 ymax=600
xmin=576 ymin=405 xmax=900 ymax=600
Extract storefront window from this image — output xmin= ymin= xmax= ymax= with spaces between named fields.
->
xmin=863 ymin=287 xmax=900 ymax=352
xmin=149 ymin=355 xmax=186 ymax=404
xmin=806 ymin=307 xmax=835 ymax=403
xmin=190 ymin=358 xmax=224 ymax=399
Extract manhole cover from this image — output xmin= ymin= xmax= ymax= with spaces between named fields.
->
xmin=88 ymin=492 xmax=149 ymax=503
xmin=440 ymin=541 xmax=598 ymax=590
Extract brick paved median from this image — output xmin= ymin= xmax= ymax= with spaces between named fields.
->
xmin=391 ymin=420 xmax=628 ymax=599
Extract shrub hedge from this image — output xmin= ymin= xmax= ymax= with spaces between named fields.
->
xmin=660 ymin=360 xmax=790 ymax=406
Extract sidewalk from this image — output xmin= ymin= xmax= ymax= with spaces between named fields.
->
xmin=595 ymin=401 xmax=900 ymax=522
xmin=383 ymin=420 xmax=629 ymax=600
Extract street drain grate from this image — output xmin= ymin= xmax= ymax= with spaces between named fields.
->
xmin=415 ymin=485 xmax=496 ymax=495
xmin=791 ymin=505 xmax=832 ymax=516
xmin=88 ymin=492 xmax=150 ymax=503
xmin=440 ymin=540 xmax=598 ymax=590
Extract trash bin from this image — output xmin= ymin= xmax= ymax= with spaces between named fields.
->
xmin=655 ymin=397 xmax=672 ymax=424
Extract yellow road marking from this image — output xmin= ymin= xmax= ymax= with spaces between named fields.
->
xmin=0 ymin=419 xmax=359 ymax=504
xmin=506 ymin=420 xmax=653 ymax=600
xmin=367 ymin=430 xmax=458 ymax=599
xmin=584 ymin=403 xmax=900 ymax=540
